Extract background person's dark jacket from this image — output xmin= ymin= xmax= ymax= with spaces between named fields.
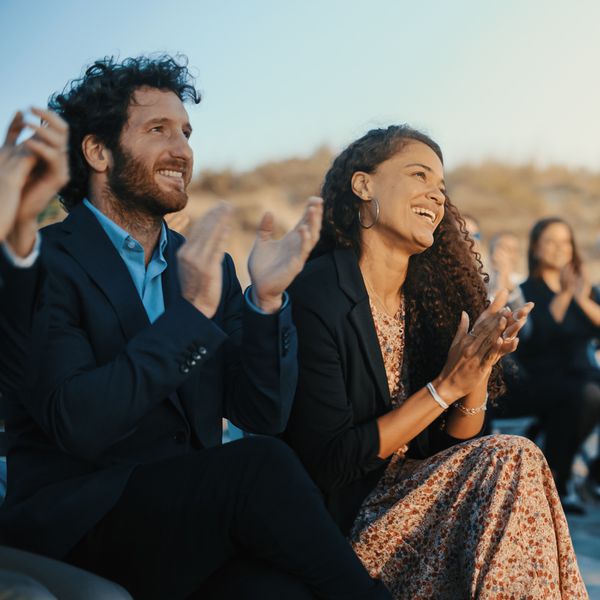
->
xmin=0 ymin=203 xmax=297 ymax=559
xmin=517 ymin=277 xmax=600 ymax=378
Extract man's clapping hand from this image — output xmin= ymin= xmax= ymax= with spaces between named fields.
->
xmin=177 ymin=202 xmax=233 ymax=319
xmin=178 ymin=196 xmax=323 ymax=319
xmin=248 ymin=196 xmax=323 ymax=313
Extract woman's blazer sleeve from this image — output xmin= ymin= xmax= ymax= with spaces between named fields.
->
xmin=285 ymin=300 xmax=387 ymax=492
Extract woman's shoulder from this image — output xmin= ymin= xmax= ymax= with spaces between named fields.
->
xmin=289 ymin=251 xmax=348 ymax=311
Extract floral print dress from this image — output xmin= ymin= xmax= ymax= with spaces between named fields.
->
xmin=349 ymin=301 xmax=588 ymax=599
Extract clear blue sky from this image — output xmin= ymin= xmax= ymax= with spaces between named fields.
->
xmin=1 ymin=0 xmax=599 ymax=174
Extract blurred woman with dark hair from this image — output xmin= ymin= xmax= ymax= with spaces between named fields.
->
xmin=284 ymin=127 xmax=586 ymax=598
xmin=507 ymin=217 xmax=600 ymax=513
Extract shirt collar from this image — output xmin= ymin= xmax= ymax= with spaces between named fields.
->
xmin=83 ymin=198 xmax=168 ymax=261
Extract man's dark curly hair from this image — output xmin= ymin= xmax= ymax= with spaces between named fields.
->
xmin=313 ymin=125 xmax=504 ymax=400
xmin=48 ymin=54 xmax=201 ymax=211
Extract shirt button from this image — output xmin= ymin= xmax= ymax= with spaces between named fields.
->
xmin=126 ymin=240 xmax=136 ymax=250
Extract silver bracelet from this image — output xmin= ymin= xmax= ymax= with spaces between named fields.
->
xmin=453 ymin=395 xmax=488 ymax=416
xmin=426 ymin=382 xmax=449 ymax=410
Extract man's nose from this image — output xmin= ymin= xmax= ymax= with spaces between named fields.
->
xmin=170 ymin=132 xmax=193 ymax=162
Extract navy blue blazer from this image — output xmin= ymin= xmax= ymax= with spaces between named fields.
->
xmin=0 ymin=203 xmax=297 ymax=558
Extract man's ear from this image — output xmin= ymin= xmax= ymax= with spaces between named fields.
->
xmin=81 ymin=134 xmax=112 ymax=173
xmin=351 ymin=171 xmax=374 ymax=202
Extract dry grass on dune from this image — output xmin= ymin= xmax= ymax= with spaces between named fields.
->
xmin=40 ymin=149 xmax=600 ymax=287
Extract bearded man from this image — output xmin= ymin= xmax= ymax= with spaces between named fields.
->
xmin=0 ymin=56 xmax=391 ymax=600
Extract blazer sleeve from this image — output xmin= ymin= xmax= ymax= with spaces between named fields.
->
xmin=26 ymin=264 xmax=233 ymax=460
xmin=0 ymin=247 xmax=43 ymax=398
xmin=285 ymin=301 xmax=386 ymax=493
xmin=218 ymin=254 xmax=297 ymax=435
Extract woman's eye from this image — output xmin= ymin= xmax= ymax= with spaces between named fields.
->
xmin=414 ymin=171 xmax=427 ymax=180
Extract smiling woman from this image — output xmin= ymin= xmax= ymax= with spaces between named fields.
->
xmin=284 ymin=125 xmax=588 ymax=598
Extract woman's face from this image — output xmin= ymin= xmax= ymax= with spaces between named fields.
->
xmin=535 ymin=222 xmax=573 ymax=270
xmin=355 ymin=140 xmax=446 ymax=254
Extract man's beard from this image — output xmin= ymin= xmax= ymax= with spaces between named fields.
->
xmin=107 ymin=144 xmax=189 ymax=217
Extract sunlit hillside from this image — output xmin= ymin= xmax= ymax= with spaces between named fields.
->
xmin=42 ymin=149 xmax=600 ymax=287
xmin=184 ymin=150 xmax=600 ymax=286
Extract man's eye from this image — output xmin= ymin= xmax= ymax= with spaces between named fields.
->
xmin=183 ymin=130 xmax=191 ymax=139
xmin=150 ymin=126 xmax=163 ymax=133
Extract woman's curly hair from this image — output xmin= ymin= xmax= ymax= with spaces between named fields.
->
xmin=48 ymin=54 xmax=201 ymax=212
xmin=313 ymin=125 xmax=504 ymax=400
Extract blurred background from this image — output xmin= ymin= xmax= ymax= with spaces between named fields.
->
xmin=1 ymin=0 xmax=600 ymax=285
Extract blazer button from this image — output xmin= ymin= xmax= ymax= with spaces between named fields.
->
xmin=196 ymin=346 xmax=207 ymax=356
xmin=187 ymin=359 xmax=197 ymax=367
xmin=174 ymin=430 xmax=187 ymax=444
xmin=180 ymin=364 xmax=190 ymax=374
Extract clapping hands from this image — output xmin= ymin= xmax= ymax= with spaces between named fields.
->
xmin=436 ymin=289 xmax=534 ymax=403
xmin=178 ymin=196 xmax=323 ymax=318
xmin=0 ymin=108 xmax=69 ymax=256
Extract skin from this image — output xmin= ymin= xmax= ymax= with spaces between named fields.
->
xmin=351 ymin=140 xmax=532 ymax=457
xmin=536 ymin=222 xmax=600 ymax=326
xmin=0 ymin=109 xmax=69 ymax=256
xmin=82 ymin=86 xmax=322 ymax=316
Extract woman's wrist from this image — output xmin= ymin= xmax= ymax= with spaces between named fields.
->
xmin=429 ymin=376 xmax=462 ymax=407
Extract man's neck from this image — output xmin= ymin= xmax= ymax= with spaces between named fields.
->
xmin=90 ymin=188 xmax=162 ymax=266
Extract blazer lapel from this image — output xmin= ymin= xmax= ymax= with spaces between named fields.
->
xmin=334 ymin=249 xmax=392 ymax=408
xmin=161 ymin=228 xmax=184 ymax=309
xmin=59 ymin=204 xmax=150 ymax=341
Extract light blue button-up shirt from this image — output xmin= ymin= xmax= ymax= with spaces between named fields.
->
xmin=84 ymin=199 xmax=168 ymax=323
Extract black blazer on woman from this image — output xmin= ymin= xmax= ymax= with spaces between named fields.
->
xmin=284 ymin=248 xmax=471 ymax=534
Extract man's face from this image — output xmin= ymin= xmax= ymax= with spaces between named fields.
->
xmin=108 ymin=86 xmax=194 ymax=216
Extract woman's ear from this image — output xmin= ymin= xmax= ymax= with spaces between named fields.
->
xmin=81 ymin=134 xmax=112 ymax=173
xmin=351 ymin=171 xmax=374 ymax=202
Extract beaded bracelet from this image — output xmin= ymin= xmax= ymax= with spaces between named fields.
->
xmin=453 ymin=395 xmax=488 ymax=416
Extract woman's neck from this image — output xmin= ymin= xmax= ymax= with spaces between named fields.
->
xmin=540 ymin=267 xmax=561 ymax=293
xmin=359 ymin=235 xmax=410 ymax=315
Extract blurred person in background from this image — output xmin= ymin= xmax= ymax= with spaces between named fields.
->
xmin=504 ymin=217 xmax=600 ymax=513
xmin=461 ymin=213 xmax=489 ymax=272
xmin=487 ymin=231 xmax=525 ymax=303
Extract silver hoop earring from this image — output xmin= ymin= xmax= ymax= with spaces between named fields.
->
xmin=358 ymin=198 xmax=380 ymax=229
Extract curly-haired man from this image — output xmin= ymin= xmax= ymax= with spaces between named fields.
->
xmin=0 ymin=55 xmax=391 ymax=600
